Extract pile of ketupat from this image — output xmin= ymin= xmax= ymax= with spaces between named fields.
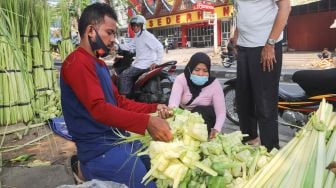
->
xmin=242 ymin=98 xmax=336 ymax=188
xmin=115 ymin=108 xmax=277 ymax=188
xmin=117 ymin=99 xmax=336 ymax=188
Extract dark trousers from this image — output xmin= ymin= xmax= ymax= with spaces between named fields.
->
xmin=118 ymin=66 xmax=146 ymax=96
xmin=236 ymin=42 xmax=282 ymax=150
xmin=191 ymin=106 xmax=216 ymax=133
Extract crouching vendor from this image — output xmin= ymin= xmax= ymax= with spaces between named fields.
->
xmin=60 ymin=3 xmax=173 ymax=188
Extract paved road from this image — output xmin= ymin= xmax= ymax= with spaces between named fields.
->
xmin=223 ymin=119 xmax=296 ymax=148
xmin=217 ymin=78 xmax=298 ymax=148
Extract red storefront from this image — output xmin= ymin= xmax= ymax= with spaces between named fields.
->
xmin=127 ymin=0 xmax=335 ymax=51
xmin=127 ymin=0 xmax=233 ymax=48
xmin=288 ymin=1 xmax=336 ymax=51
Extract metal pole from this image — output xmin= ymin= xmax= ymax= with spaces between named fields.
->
xmin=213 ymin=13 xmax=218 ymax=54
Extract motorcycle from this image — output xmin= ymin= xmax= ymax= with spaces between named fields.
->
xmin=220 ymin=46 xmax=236 ymax=68
xmin=223 ymin=68 xmax=336 ymax=128
xmin=112 ymin=49 xmax=177 ymax=104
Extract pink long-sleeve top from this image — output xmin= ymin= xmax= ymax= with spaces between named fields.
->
xmin=168 ymin=73 xmax=226 ymax=131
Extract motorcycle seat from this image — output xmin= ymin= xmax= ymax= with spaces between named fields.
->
xmin=279 ymin=84 xmax=307 ymax=101
xmin=292 ymin=68 xmax=336 ymax=96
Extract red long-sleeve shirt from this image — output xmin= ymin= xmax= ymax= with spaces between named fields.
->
xmin=61 ymin=47 xmax=158 ymax=135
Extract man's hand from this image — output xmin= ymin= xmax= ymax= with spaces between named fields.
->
xmin=261 ymin=44 xmax=276 ymax=72
xmin=157 ymin=104 xmax=173 ymax=119
xmin=147 ymin=116 xmax=173 ymax=142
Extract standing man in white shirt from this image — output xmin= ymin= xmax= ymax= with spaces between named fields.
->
xmin=118 ymin=15 xmax=164 ymax=97
xmin=233 ymin=0 xmax=291 ymax=151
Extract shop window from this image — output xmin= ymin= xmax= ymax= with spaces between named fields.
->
xmin=221 ymin=20 xmax=231 ymax=46
xmin=187 ymin=26 xmax=214 ymax=48
xmin=150 ymin=26 xmax=181 ymax=48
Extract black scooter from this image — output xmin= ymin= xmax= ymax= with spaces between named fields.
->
xmin=223 ymin=68 xmax=336 ymax=128
xmin=220 ymin=44 xmax=236 ymax=68
xmin=221 ymin=52 xmax=236 ymax=68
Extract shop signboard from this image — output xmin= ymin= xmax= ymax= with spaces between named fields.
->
xmin=146 ymin=5 xmax=233 ymax=28
xmin=192 ymin=2 xmax=214 ymax=11
xmin=203 ymin=11 xmax=215 ymax=21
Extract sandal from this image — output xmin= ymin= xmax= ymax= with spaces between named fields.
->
xmin=65 ymin=155 xmax=85 ymax=184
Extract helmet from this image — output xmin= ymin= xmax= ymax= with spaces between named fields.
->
xmin=130 ymin=15 xmax=146 ymax=25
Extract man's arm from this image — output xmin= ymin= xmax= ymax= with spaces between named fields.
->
xmin=268 ymin=0 xmax=292 ymax=42
xmin=232 ymin=28 xmax=239 ymax=46
xmin=261 ymin=0 xmax=291 ymax=72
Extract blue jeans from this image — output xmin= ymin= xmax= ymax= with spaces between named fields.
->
xmin=80 ymin=143 xmax=156 ymax=188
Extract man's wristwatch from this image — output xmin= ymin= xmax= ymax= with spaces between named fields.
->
xmin=266 ymin=38 xmax=276 ymax=46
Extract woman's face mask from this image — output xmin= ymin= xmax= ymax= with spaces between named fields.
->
xmin=189 ymin=63 xmax=209 ymax=86
xmin=88 ymin=29 xmax=110 ymax=58
xmin=190 ymin=74 xmax=208 ymax=86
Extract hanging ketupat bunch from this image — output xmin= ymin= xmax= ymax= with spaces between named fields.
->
xmin=30 ymin=1 xmax=50 ymax=122
xmin=115 ymin=108 xmax=276 ymax=188
xmin=33 ymin=0 xmax=62 ymax=122
xmin=0 ymin=0 xmax=62 ymax=126
xmin=0 ymin=1 xmax=34 ymax=125
xmin=59 ymin=0 xmax=74 ymax=61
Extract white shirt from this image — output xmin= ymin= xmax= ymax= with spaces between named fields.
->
xmin=120 ymin=30 xmax=164 ymax=69
xmin=235 ymin=0 xmax=283 ymax=47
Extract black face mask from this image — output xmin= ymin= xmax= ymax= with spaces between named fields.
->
xmin=88 ymin=29 xmax=110 ymax=58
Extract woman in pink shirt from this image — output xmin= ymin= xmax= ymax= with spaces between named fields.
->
xmin=169 ymin=52 xmax=226 ymax=139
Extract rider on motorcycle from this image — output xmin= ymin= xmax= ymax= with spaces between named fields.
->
xmin=221 ymin=38 xmax=237 ymax=66
xmin=118 ymin=15 xmax=164 ymax=97
xmin=226 ymin=38 xmax=237 ymax=60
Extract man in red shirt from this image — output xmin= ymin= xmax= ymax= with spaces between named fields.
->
xmin=60 ymin=3 xmax=172 ymax=187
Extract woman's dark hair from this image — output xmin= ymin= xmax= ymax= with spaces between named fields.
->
xmin=78 ymin=3 xmax=118 ymax=38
